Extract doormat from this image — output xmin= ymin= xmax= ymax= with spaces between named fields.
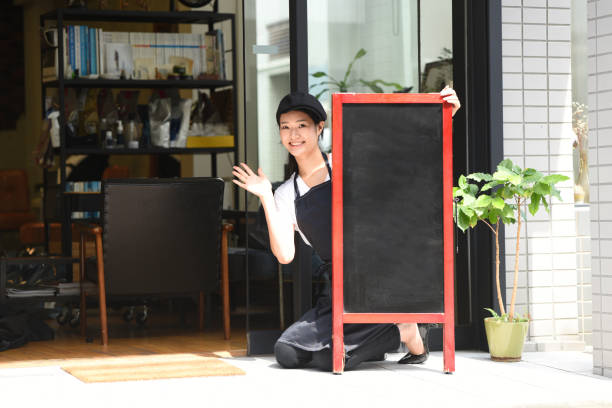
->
xmin=61 ymin=353 xmax=245 ymax=383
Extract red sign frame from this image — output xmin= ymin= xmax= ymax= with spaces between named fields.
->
xmin=331 ymin=93 xmax=455 ymax=374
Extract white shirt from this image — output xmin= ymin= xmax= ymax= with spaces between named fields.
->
xmin=273 ymin=154 xmax=332 ymax=246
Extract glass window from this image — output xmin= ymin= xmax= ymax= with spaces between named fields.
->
xmin=307 ymin=0 xmax=453 ymax=152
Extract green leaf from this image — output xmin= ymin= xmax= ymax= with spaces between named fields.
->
xmin=484 ymin=308 xmax=499 ymax=318
xmin=492 ymin=197 xmax=505 ymax=209
xmin=499 ymin=159 xmax=514 ymax=170
xmin=314 ymin=89 xmax=329 ymax=100
xmin=541 ymin=195 xmax=549 ymax=211
xmin=468 ymin=183 xmax=479 ymax=196
xmin=462 ymin=195 xmax=476 ymax=206
xmin=359 ymin=79 xmax=404 ymax=92
xmin=458 ymin=175 xmax=467 ymax=189
xmin=488 ymin=209 xmax=501 ymax=224
xmin=343 ymin=48 xmax=367 ymax=83
xmin=523 ymin=168 xmax=543 ymax=182
xmin=474 ymin=195 xmax=492 ymax=208
xmin=551 ymin=187 xmax=563 ymax=201
xmin=501 ymin=187 xmax=515 ymax=199
xmin=460 ymin=206 xmax=475 ymax=217
xmin=311 ymin=71 xmax=328 ymax=78
xmin=529 ymin=193 xmax=541 ymax=216
xmin=453 ymin=187 xmax=463 ymax=198
xmin=481 ymin=180 xmax=501 ymax=191
xmin=493 ymin=166 xmax=522 ymax=185
xmin=541 ymin=174 xmax=570 ymax=186
xmin=469 ymin=214 xmax=478 ymax=228
xmin=534 ymin=182 xmax=551 ymax=195
xmin=467 ymin=172 xmax=493 ymax=182
xmin=457 ymin=207 xmax=471 ymax=231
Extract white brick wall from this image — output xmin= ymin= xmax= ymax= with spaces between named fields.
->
xmin=502 ymin=0 xmax=583 ymax=351
xmin=588 ymin=0 xmax=612 ymax=379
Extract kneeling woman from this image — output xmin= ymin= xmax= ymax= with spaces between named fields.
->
xmin=233 ymin=89 xmax=460 ymax=371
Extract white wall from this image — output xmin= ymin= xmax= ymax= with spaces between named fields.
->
xmin=588 ymin=0 xmax=612 ymax=378
xmin=501 ymin=0 xmax=584 ymax=351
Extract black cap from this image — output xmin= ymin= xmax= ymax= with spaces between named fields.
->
xmin=276 ymin=91 xmax=327 ymax=125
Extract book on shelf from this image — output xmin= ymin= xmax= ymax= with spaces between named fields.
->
xmin=45 ymin=24 xmax=228 ymax=81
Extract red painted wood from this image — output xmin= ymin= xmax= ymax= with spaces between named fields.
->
xmin=331 ymin=92 xmax=455 ymax=374
xmin=343 ymin=313 xmax=446 ymax=324
xmin=442 ymin=100 xmax=456 ymax=373
xmin=332 ymin=93 xmax=345 ymax=374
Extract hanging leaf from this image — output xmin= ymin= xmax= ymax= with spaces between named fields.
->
xmin=467 ymin=172 xmax=494 ymax=182
xmin=458 ymin=175 xmax=468 ymax=189
xmin=529 ymin=193 xmax=541 ymax=216
xmin=534 ymin=182 xmax=551 ymax=195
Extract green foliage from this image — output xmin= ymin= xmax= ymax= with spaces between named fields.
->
xmin=485 ymin=308 xmax=530 ymax=323
xmin=309 ymin=48 xmax=406 ymax=99
xmin=453 ymin=159 xmax=569 ymax=232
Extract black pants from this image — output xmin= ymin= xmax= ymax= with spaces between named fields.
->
xmin=274 ymin=324 xmax=400 ymax=371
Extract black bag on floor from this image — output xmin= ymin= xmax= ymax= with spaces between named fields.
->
xmin=0 ymin=312 xmax=54 ymax=352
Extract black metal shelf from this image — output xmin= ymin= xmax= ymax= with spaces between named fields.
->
xmin=43 ymin=79 xmax=234 ymax=89
xmin=41 ymin=8 xmax=233 ymax=25
xmin=54 ymin=147 xmax=235 ymax=155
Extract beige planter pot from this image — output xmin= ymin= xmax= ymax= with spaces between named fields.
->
xmin=484 ymin=317 xmax=529 ymax=362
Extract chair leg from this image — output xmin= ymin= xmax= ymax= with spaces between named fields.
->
xmin=221 ymin=225 xmax=231 ymax=340
xmin=94 ymin=230 xmax=108 ymax=346
xmin=79 ymin=233 xmax=87 ymax=338
xmin=199 ymin=291 xmax=205 ymax=331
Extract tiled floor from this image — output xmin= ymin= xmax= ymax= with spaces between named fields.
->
xmin=1 ymin=350 xmax=610 ymax=408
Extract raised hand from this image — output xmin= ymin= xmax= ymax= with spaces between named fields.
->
xmin=232 ymin=163 xmax=272 ymax=198
xmin=440 ymin=85 xmax=461 ymax=117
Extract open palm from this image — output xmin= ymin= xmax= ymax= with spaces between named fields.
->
xmin=232 ymin=163 xmax=272 ymax=198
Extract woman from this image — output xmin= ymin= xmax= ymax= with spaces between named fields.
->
xmin=233 ymin=87 xmax=461 ymax=371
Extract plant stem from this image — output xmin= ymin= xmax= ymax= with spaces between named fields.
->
xmin=509 ymin=197 xmax=521 ymax=321
xmin=495 ymin=220 xmax=505 ymax=315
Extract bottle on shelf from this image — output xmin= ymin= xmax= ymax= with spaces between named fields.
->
xmin=99 ymin=118 xmax=108 ymax=147
xmin=116 ymin=120 xmax=125 ymax=148
xmin=127 ymin=120 xmax=140 ymax=149
xmin=104 ymin=130 xmax=115 ymax=148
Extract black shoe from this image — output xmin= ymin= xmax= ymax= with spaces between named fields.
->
xmin=398 ymin=323 xmax=430 ymax=364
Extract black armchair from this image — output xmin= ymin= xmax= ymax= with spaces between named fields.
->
xmin=78 ymin=178 xmax=231 ymax=345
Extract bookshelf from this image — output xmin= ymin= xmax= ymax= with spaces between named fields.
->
xmin=40 ymin=8 xmax=238 ymax=256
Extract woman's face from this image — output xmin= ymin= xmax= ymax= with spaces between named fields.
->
xmin=279 ymin=110 xmax=324 ymax=158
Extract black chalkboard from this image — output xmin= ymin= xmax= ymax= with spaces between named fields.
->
xmin=342 ymin=103 xmax=444 ymax=313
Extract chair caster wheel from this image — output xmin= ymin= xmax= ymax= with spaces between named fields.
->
xmin=123 ymin=307 xmax=135 ymax=322
xmin=135 ymin=306 xmax=148 ymax=326
xmin=69 ymin=309 xmax=80 ymax=328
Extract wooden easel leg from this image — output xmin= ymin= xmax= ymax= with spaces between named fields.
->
xmin=95 ymin=232 xmax=108 ymax=346
xmin=199 ymin=291 xmax=205 ymax=331
xmin=79 ymin=233 xmax=87 ymax=338
xmin=443 ymin=321 xmax=455 ymax=373
xmin=221 ymin=224 xmax=232 ymax=340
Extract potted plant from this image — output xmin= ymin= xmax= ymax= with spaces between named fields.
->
xmin=309 ymin=48 xmax=410 ymax=99
xmin=453 ymin=159 xmax=569 ymax=361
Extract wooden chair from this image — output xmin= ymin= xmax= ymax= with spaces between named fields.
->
xmin=77 ymin=178 xmax=232 ymax=345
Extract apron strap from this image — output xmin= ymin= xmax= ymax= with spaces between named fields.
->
xmin=293 ymin=151 xmax=331 ymax=199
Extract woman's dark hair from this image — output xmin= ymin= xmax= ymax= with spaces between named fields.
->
xmin=284 ymin=109 xmax=325 ymax=177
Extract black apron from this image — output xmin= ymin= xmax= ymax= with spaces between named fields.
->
xmin=276 ymin=152 xmax=396 ymax=353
